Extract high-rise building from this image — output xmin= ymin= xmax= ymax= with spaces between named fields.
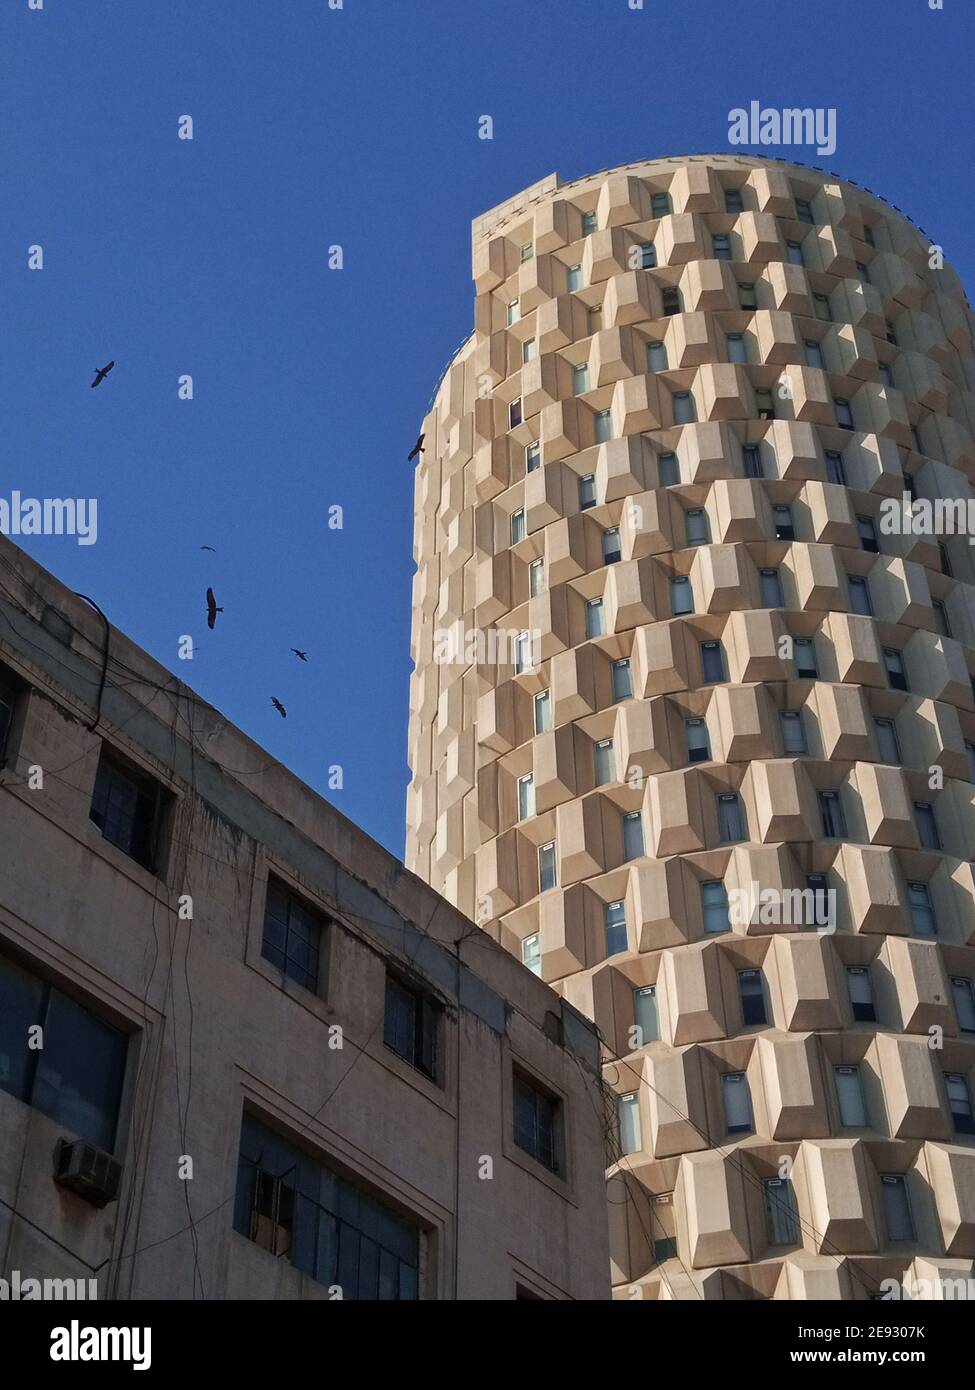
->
xmin=407 ymin=155 xmax=975 ymax=1299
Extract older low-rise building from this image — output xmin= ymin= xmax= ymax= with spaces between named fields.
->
xmin=0 ymin=534 xmax=609 ymax=1301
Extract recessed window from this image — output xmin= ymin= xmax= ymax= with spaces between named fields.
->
xmin=813 ymin=292 xmax=831 ymax=321
xmin=805 ymin=874 xmax=831 ymax=929
xmin=618 ymin=1093 xmax=642 ymax=1155
xmin=856 ymin=261 xmax=871 ymax=285
xmin=510 ymin=508 xmax=526 ymax=544
xmin=686 ymin=507 xmax=709 ymax=545
xmin=913 ymin=801 xmax=941 ymax=851
xmin=0 ymin=666 xmax=24 ymax=766
xmin=873 ymin=718 xmax=900 ymax=764
xmin=764 ymin=1178 xmax=799 ymax=1245
xmin=932 ymin=598 xmax=951 ymax=638
xmin=602 ymin=527 xmax=622 ymax=565
xmin=572 ymin=363 xmax=590 ymax=395
xmin=785 ymin=240 xmax=803 ymax=266
xmin=529 ymin=558 xmax=545 ymax=597
xmin=738 ymin=970 xmax=767 ymax=1026
xmin=514 ymin=631 xmax=533 ymax=674
xmin=646 ymin=339 xmax=669 ymax=372
xmin=661 ymin=286 xmax=681 ymax=317
xmin=945 ymin=1073 xmax=975 ymax=1136
xmin=857 ymin=515 xmax=879 ymax=553
xmin=513 ymin=1070 xmax=562 ymax=1171
xmin=906 ymin=880 xmax=937 ymax=937
xmin=772 ymin=505 xmax=795 ymax=540
xmin=534 ymin=690 xmax=551 ymax=734
xmin=520 ymin=242 xmax=534 ymax=263
xmin=622 ymin=811 xmax=645 ymax=861
xmin=717 ymin=793 xmax=746 ymax=843
xmin=835 ymin=1065 xmax=868 ymax=1127
xmin=605 ymin=901 xmax=627 ymax=957
xmin=722 ymin=1072 xmax=752 ymax=1134
xmin=651 ymin=1197 xmax=677 ymax=1263
xmin=724 ymin=188 xmax=744 ymax=214
xmin=743 ymin=443 xmax=762 ymax=477
xmin=700 ymin=641 xmax=726 ymax=684
xmin=526 ymin=440 xmax=541 ymax=472
xmin=795 ymin=198 xmax=814 ymax=224
xmin=612 ymin=658 xmax=633 ymax=702
xmin=794 ymin=636 xmax=818 ymax=678
xmin=586 ymin=597 xmax=605 ymax=639
xmin=848 ymin=575 xmax=873 ymax=616
xmin=780 ymin=709 xmax=807 ymax=754
xmin=89 ymin=749 xmax=168 ymax=873
xmin=567 ymin=264 xmax=582 ymax=292
xmin=727 ymin=331 xmax=748 ymax=365
xmin=847 ymin=966 xmax=876 ymax=1023
xmin=0 ymin=951 xmax=127 ymax=1151
xmin=522 ymin=337 xmax=537 ymax=364
xmin=518 ymin=773 xmax=535 ymax=821
xmin=522 ymin=933 xmax=541 ymax=977
xmin=911 ymin=427 xmax=924 ymax=456
xmin=755 ymin=388 xmax=775 ymax=421
xmin=760 ymin=567 xmax=784 ymax=608
xmin=951 ymin=977 xmax=975 ymax=1034
xmin=885 ymin=320 xmax=897 ymax=345
xmin=883 ymin=648 xmax=907 ymax=691
xmin=939 ymin=542 xmax=952 ymax=577
xmin=702 ymin=880 xmax=730 ymax=935
xmin=262 ymin=881 xmax=326 ymax=993
xmin=905 ymin=474 xmax=918 ymax=503
xmin=673 ymin=391 xmax=695 ymax=425
xmin=818 ymin=789 xmax=847 ymax=839
xmin=633 ymin=985 xmax=659 ymax=1044
xmin=685 ymin=717 xmax=710 ymax=764
xmin=881 ymin=1175 xmax=914 ymax=1242
xmin=638 ymin=242 xmax=657 ymax=269
xmin=384 ymin=972 xmax=440 ymax=1080
xmin=593 ymin=738 xmax=615 ymax=787
xmin=825 ymin=450 xmax=846 ymax=484
xmin=509 ymin=399 xmax=523 ymax=430
xmin=581 ymin=210 xmax=597 ymax=236
xmin=658 ymin=452 xmax=679 ymax=486
xmin=834 ymin=397 xmax=854 ymax=430
xmin=506 ymin=299 xmax=521 ymax=326
xmin=671 ymin=575 xmax=694 ymax=615
xmin=879 ymin=362 xmax=894 ymax=388
xmin=651 ymin=192 xmax=671 ymax=218
xmin=738 ymin=282 xmax=757 ymax=310
xmin=966 ymin=741 xmax=975 ymax=785
xmin=594 ymin=409 xmax=613 ymax=443
xmin=712 ymin=233 xmax=732 ymax=261
xmin=234 ymin=1113 xmax=420 ymax=1299
xmin=862 ymin=225 xmax=875 ymax=248
xmin=804 ymin=338 xmax=824 ymax=369
xmin=538 ymin=841 xmax=557 ymax=893
xmin=579 ymin=474 xmax=596 ymax=509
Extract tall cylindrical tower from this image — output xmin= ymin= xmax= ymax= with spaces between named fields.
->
xmin=407 ymin=155 xmax=975 ymax=1299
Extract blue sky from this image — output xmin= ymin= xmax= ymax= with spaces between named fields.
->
xmin=2 ymin=0 xmax=972 ymax=857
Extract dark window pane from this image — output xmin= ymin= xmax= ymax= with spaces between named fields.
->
xmin=89 ymin=754 xmax=161 ymax=870
xmin=261 ymin=883 xmax=323 ymax=991
xmin=33 ymin=986 xmax=126 ymax=1150
xmin=0 ymin=953 xmax=45 ymax=1104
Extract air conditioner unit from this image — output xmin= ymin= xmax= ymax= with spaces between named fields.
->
xmin=53 ymin=1138 xmax=122 ymax=1208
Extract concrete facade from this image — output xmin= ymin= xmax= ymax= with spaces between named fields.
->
xmin=0 ymin=534 xmax=609 ymax=1301
xmin=406 ymin=154 xmax=975 ymax=1299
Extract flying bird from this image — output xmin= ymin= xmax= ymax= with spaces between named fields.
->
xmin=91 ymin=361 xmax=115 ymax=389
xmin=206 ymin=587 xmax=222 ymax=630
xmin=271 ymin=698 xmax=287 ymax=718
xmin=407 ymin=432 xmax=424 ymax=462
xmin=200 ymin=545 xmax=216 ymax=552
xmin=291 ymin=649 xmax=308 ymax=662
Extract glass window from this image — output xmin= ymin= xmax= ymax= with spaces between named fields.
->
xmin=538 ymin=842 xmax=557 ymax=893
xmin=818 ymin=790 xmax=847 ymax=839
xmin=881 ymin=1175 xmax=914 ymax=1242
xmin=914 ymin=802 xmax=941 ymax=851
xmin=951 ymin=977 xmax=975 ymax=1034
xmin=603 ymin=527 xmax=622 ymax=565
xmin=508 ymin=399 xmax=523 ymax=429
xmin=671 ymin=576 xmax=694 ymax=615
xmin=646 ymin=340 xmax=669 ymax=372
xmin=939 ymin=543 xmax=952 ymax=577
xmin=700 ymin=641 xmax=726 ymax=684
xmin=785 ymin=240 xmax=803 ymax=265
xmin=907 ymin=881 xmax=937 ymax=937
xmin=579 ymin=474 xmax=596 ymax=509
xmin=813 ymin=293 xmax=831 ymax=321
xmin=639 ymin=242 xmax=657 ymax=269
xmin=594 ymin=409 xmax=613 ymax=443
xmin=673 ymin=391 xmax=695 ymax=425
xmin=0 ymin=953 xmax=127 ymax=1152
xmin=835 ymin=1066 xmax=868 ymax=1127
xmin=605 ymin=901 xmax=627 ymax=957
xmin=581 ymin=210 xmax=597 ymax=236
xmin=593 ymin=738 xmax=615 ymax=787
xmin=738 ymin=970 xmax=767 ymax=1026
xmin=586 ymin=598 xmax=605 ymax=639
xmin=685 ymin=718 xmax=710 ymax=764
xmin=847 ymin=967 xmax=876 ymax=1023
xmin=834 ymin=397 xmax=854 ymax=430
xmin=966 ymin=741 xmax=975 ymax=784
xmin=89 ymin=751 xmax=164 ymax=872
xmin=726 ymin=332 xmax=747 ymax=364
xmin=521 ymin=934 xmax=541 ymax=976
xmin=755 ymin=388 xmax=775 ymax=420
xmin=513 ymin=1071 xmax=561 ymax=1171
xmin=651 ymin=192 xmax=670 ymax=218
xmin=945 ymin=1073 xmax=975 ymax=1135
xmin=722 ymin=1072 xmax=752 ymax=1133
xmin=857 ymin=515 xmax=879 ymax=553
xmin=633 ymin=986 xmax=659 ymax=1044
xmin=883 ymin=648 xmax=907 ymax=691
xmin=795 ymin=199 xmax=814 ymax=224
xmin=702 ymin=881 xmax=730 ymax=935
xmin=518 ymin=774 xmax=535 ymax=821
xmin=234 ymin=1113 xmax=421 ymax=1299
xmin=863 ymin=225 xmax=875 ymax=248
xmin=780 ymin=709 xmax=807 ymax=754
xmin=522 ymin=337 xmax=537 ymax=364
xmin=760 ymin=568 xmax=784 ymax=608
xmin=686 ymin=508 xmax=709 ymax=545
xmin=572 ymin=363 xmax=590 ymax=395
xmin=879 ymin=362 xmax=894 ymax=388
xmin=612 ymin=659 xmax=632 ymax=702
xmin=712 ymin=233 xmax=732 ymax=261
xmin=873 ymin=718 xmax=900 ymax=764
xmin=534 ymin=690 xmax=551 ymax=734
xmin=794 ymin=637 xmax=817 ymax=678
xmin=262 ymin=881 xmax=325 ymax=993
xmin=724 ymin=188 xmax=744 ymax=214
xmin=743 ymin=443 xmax=762 ymax=477
xmin=804 ymin=338 xmax=824 ymax=369
xmin=886 ymin=320 xmax=897 ymax=345
xmin=856 ymin=261 xmax=871 ymax=285
xmin=773 ymin=505 xmax=795 ymax=540
xmin=764 ymin=1178 xmax=799 ymax=1245
xmin=738 ymin=283 xmax=757 ymax=310
xmin=717 ymin=793 xmax=745 ymax=843
xmin=384 ymin=974 xmax=439 ymax=1080
xmin=514 ymin=631 xmax=533 ymax=674
xmin=661 ymin=287 xmax=681 ymax=316
xmin=848 ymin=575 xmax=873 ymax=616
xmin=622 ymin=811 xmax=645 ymax=861
xmin=520 ymin=242 xmax=534 ymax=263
xmin=658 ymin=452 xmax=679 ymax=486
xmin=825 ymin=450 xmax=846 ymax=484
xmin=567 ymin=264 xmax=582 ymax=292
xmin=806 ymin=874 xmax=831 ymax=929
xmin=526 ymin=440 xmax=541 ymax=472
xmin=618 ymin=1093 xmax=641 ymax=1155
xmin=529 ymin=558 xmax=545 ymax=596
xmin=506 ymin=299 xmax=521 ymax=325
xmin=932 ymin=598 xmax=951 ymax=638
xmin=0 ymin=669 xmax=20 ymax=764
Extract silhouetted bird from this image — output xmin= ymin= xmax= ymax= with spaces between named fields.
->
xmin=91 ymin=361 xmax=115 ymax=389
xmin=291 ymin=649 xmax=308 ymax=662
xmin=271 ymin=698 xmax=287 ymax=718
xmin=407 ymin=433 xmax=424 ymax=462
xmin=206 ymin=587 xmax=222 ymax=630
xmin=200 ymin=545 xmax=216 ymax=552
